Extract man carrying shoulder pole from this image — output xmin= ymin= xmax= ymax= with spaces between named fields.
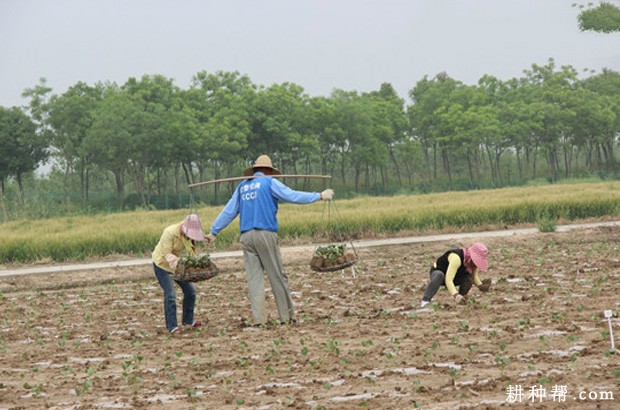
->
xmin=205 ymin=155 xmax=333 ymax=326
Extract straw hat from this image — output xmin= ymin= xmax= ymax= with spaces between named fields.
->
xmin=468 ymin=242 xmax=489 ymax=271
xmin=181 ymin=214 xmax=205 ymax=241
xmin=243 ymin=155 xmax=282 ymax=176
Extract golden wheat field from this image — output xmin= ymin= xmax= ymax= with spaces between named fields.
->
xmin=1 ymin=181 xmax=620 ymax=264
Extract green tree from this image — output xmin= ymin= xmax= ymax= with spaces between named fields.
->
xmin=498 ymin=78 xmax=544 ymax=180
xmin=431 ymin=84 xmax=476 ymax=188
xmin=85 ymin=86 xmax=139 ymax=209
xmin=330 ymin=90 xmax=386 ymax=192
xmin=582 ymin=69 xmax=620 ymax=172
xmin=248 ymin=83 xmax=308 ymax=168
xmin=366 ymin=83 xmax=407 ymax=188
xmin=47 ymin=81 xmax=104 ymax=205
xmin=165 ymin=90 xmax=202 ymax=196
xmin=21 ymin=77 xmax=52 ymax=127
xmin=306 ymin=96 xmax=339 ymax=183
xmin=189 ymin=70 xmax=255 ymax=201
xmin=0 ymin=107 xmax=46 ymax=202
xmin=575 ymin=1 xmax=620 ymax=33
xmin=563 ymin=88 xmax=614 ymax=175
xmin=121 ymin=75 xmax=182 ymax=207
xmin=393 ymin=136 xmax=424 ymax=189
xmin=521 ymin=60 xmax=579 ymax=182
xmin=408 ymin=73 xmax=462 ymax=183
xmin=477 ymin=75 xmax=517 ymax=186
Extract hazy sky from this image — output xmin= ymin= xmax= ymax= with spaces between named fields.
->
xmin=1 ymin=0 xmax=619 ymax=108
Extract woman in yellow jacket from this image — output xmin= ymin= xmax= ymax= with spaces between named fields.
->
xmin=420 ymin=242 xmax=491 ymax=307
xmin=152 ymin=214 xmax=205 ymax=334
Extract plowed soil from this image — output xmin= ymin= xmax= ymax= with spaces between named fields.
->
xmin=1 ymin=226 xmax=619 ymax=409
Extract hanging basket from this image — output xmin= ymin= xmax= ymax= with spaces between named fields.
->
xmin=310 ymin=244 xmax=358 ymax=272
xmin=175 ymin=254 xmax=220 ymax=282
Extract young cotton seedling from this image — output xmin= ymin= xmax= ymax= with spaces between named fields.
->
xmin=178 ymin=254 xmax=213 ymax=268
xmin=315 ymin=244 xmax=346 ymax=262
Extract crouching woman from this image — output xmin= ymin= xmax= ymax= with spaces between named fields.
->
xmin=420 ymin=242 xmax=491 ymax=307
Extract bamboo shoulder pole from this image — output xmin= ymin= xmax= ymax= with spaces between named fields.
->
xmin=188 ymin=174 xmax=331 ymax=188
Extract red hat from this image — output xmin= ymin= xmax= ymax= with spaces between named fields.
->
xmin=468 ymin=242 xmax=488 ymax=271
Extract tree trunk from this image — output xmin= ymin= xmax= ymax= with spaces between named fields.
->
xmin=381 ymin=165 xmax=387 ymax=192
xmin=129 ymin=165 xmax=148 ymax=208
xmin=214 ymin=160 xmax=221 ymax=204
xmin=605 ymin=138 xmax=616 ymax=170
xmin=174 ymin=164 xmax=180 ymax=196
xmin=442 ymin=149 xmax=452 ymax=189
xmin=114 ymin=170 xmax=125 ymax=209
xmin=484 ymin=146 xmax=496 ymax=187
xmin=514 ymin=148 xmax=521 ymax=180
xmin=16 ymin=171 xmax=25 ymax=204
xmin=0 ymin=178 xmax=8 ymax=222
xmin=596 ymin=143 xmax=603 ymax=169
xmin=467 ymin=150 xmax=476 ymax=188
xmin=546 ymin=146 xmax=559 ymax=183
xmin=532 ymin=146 xmax=538 ymax=178
xmin=422 ymin=144 xmax=431 ymax=183
xmin=562 ymin=143 xmax=571 ymax=177
xmin=182 ymin=162 xmax=193 ymax=186
xmin=495 ymin=149 xmax=503 ymax=186
xmin=403 ymin=158 xmax=413 ymax=188
xmin=300 ymin=157 xmax=307 ymax=190
xmin=85 ymin=168 xmax=90 ymax=205
xmin=79 ymin=158 xmax=86 ymax=207
xmin=601 ymin=143 xmax=610 ymax=171
xmin=63 ymin=159 xmax=70 ymax=205
xmin=388 ymin=148 xmax=402 ymax=185
xmin=432 ymin=141 xmax=438 ymax=181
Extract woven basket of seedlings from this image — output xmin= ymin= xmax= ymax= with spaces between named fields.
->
xmin=175 ymin=254 xmax=219 ymax=282
xmin=310 ymin=244 xmax=358 ymax=272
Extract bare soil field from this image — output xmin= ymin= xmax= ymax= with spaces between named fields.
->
xmin=1 ymin=226 xmax=619 ymax=409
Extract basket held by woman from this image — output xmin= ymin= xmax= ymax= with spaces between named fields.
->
xmin=176 ymin=254 xmax=220 ymax=282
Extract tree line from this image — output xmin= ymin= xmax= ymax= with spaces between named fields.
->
xmin=0 ymin=58 xmax=619 ymax=217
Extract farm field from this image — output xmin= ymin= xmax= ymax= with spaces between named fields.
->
xmin=0 ymin=225 xmax=619 ymax=409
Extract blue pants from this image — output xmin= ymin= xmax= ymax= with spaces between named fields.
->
xmin=153 ymin=263 xmax=196 ymax=331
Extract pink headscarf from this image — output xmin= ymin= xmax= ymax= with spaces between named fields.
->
xmin=463 ymin=242 xmax=489 ymax=273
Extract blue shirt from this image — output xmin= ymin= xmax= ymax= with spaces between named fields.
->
xmin=210 ymin=172 xmax=321 ymax=235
